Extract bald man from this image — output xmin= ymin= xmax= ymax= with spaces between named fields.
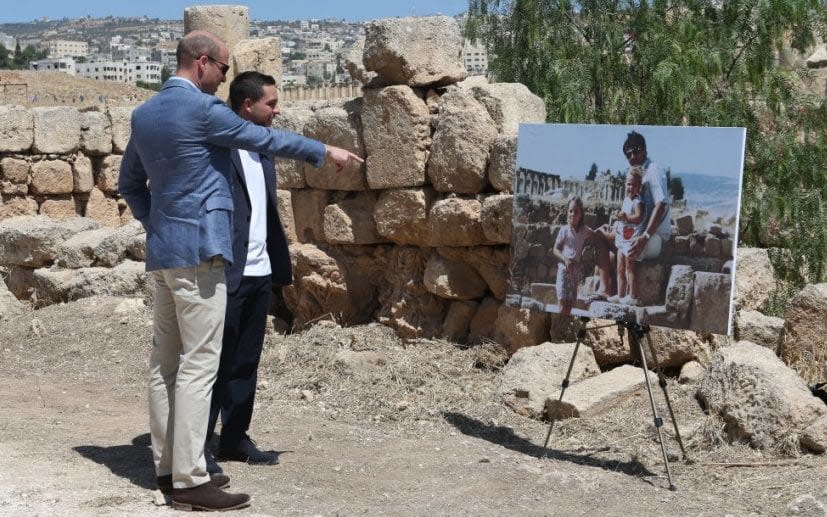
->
xmin=119 ymin=30 xmax=361 ymax=512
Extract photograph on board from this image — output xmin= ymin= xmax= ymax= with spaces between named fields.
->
xmin=505 ymin=123 xmax=746 ymax=335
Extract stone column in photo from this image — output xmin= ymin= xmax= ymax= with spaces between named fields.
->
xmin=184 ymin=5 xmax=250 ymax=99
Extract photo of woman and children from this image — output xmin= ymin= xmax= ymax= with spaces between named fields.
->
xmin=507 ymin=124 xmax=745 ymax=335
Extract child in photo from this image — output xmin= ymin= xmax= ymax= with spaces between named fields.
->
xmin=553 ymin=196 xmax=591 ymax=315
xmin=610 ymin=166 xmax=646 ymax=305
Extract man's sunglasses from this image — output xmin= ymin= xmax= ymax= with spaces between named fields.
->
xmin=207 ymin=55 xmax=230 ymax=75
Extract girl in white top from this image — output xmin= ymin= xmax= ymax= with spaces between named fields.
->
xmin=553 ymin=196 xmax=592 ymax=315
xmin=610 ymin=167 xmax=646 ymax=305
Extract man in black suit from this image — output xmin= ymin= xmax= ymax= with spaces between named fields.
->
xmin=205 ymin=71 xmax=354 ymax=470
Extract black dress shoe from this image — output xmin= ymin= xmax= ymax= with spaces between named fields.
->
xmin=217 ymin=435 xmax=279 ymax=465
xmin=156 ymin=473 xmax=230 ymax=495
xmin=171 ymin=482 xmax=251 ymax=512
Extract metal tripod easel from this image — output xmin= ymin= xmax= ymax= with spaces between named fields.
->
xmin=541 ymin=317 xmax=689 ymax=490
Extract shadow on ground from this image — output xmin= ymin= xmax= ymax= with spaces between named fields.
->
xmin=73 ymin=433 xmax=155 ymax=490
xmin=443 ymin=412 xmax=655 ymax=478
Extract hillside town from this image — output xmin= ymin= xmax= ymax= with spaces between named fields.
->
xmin=0 ymin=15 xmax=488 ymax=89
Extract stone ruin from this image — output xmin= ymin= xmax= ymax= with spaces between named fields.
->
xmin=0 ymin=11 xmax=824 ymax=455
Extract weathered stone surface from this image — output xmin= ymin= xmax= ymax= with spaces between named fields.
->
xmin=5 ymin=266 xmax=35 ymax=300
xmin=697 ymin=341 xmax=827 ymax=449
xmin=374 ymin=188 xmax=431 ymax=246
xmin=427 ymin=90 xmax=497 ymax=193
xmin=39 ymin=196 xmax=79 ymax=221
xmin=800 ymin=414 xmax=827 ymax=454
xmin=377 ymin=247 xmax=447 ymax=338
xmin=33 ymin=260 xmax=147 ymax=306
xmin=362 ymin=16 xmax=467 ymax=87
xmin=107 ymin=106 xmax=134 ymax=154
xmin=275 ymin=189 xmax=297 ymax=244
xmin=705 ymin=234 xmax=722 ymax=257
xmin=427 ymin=197 xmax=488 ymax=247
xmin=292 ymin=189 xmax=329 ymax=243
xmin=499 ymin=341 xmax=600 ymax=419
xmin=735 ymin=247 xmax=776 ymax=311
xmin=32 ymin=107 xmax=80 ymax=154
xmin=362 ymin=86 xmax=430 ymax=189
xmin=423 ymin=253 xmax=488 ymax=300
xmin=437 ymin=246 xmax=509 ymax=301
xmin=96 ymin=155 xmax=121 ymax=194
xmin=645 ymin=264 xmax=696 ymax=327
xmin=80 ymin=110 xmax=113 ymax=155
xmin=30 ymin=160 xmax=73 ymax=195
xmin=184 ymin=4 xmax=249 ymax=99
xmin=273 ymin=108 xmax=313 ymax=189
xmin=735 ymin=309 xmax=784 ymax=351
xmin=0 ymin=274 xmax=27 ymax=322
xmin=488 ymin=134 xmax=517 ymax=193
xmin=481 ymin=194 xmax=512 ymax=244
xmin=679 ymin=361 xmax=705 ymax=384
xmin=583 ymin=319 xmax=709 ymax=368
xmin=57 ymin=221 xmax=144 ymax=268
xmin=1 ymin=157 xmax=29 ymax=184
xmin=781 ymin=283 xmax=827 ymax=384
xmin=232 ymin=37 xmax=282 ymax=86
xmin=303 ymin=102 xmax=366 ymax=191
xmin=440 ymin=300 xmax=478 ymax=341
xmin=323 ymin=192 xmax=386 ymax=245
xmin=470 ymin=83 xmax=546 ymax=134
xmin=0 ymin=105 xmax=34 ymax=152
xmin=72 ymin=152 xmax=94 ymax=193
xmin=0 ymin=197 xmax=38 ymax=220
xmin=84 ymin=187 xmax=121 ymax=228
xmin=675 ymin=214 xmax=694 ymax=236
xmin=689 ymin=272 xmax=732 ymax=335
xmin=494 ymin=304 xmax=551 ymax=354
xmin=334 ymin=349 xmax=387 ymax=376
xmin=0 ymin=216 xmax=98 ymax=267
xmin=546 ymin=365 xmax=657 ymax=419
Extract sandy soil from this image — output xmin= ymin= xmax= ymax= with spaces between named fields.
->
xmin=0 ymin=295 xmax=825 ymax=516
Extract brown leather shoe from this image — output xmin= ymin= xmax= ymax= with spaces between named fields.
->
xmin=171 ymin=482 xmax=251 ymax=511
xmin=156 ymin=473 xmax=231 ymax=495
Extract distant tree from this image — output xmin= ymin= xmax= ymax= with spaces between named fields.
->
xmin=75 ymin=56 xmax=87 ymax=63
xmin=669 ymin=176 xmax=685 ymax=201
xmin=161 ymin=66 xmax=172 ymax=83
xmin=0 ymin=44 xmax=11 ymax=69
xmin=586 ymin=162 xmax=598 ymax=181
xmin=136 ymin=80 xmax=161 ymax=91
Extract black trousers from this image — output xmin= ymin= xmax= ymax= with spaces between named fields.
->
xmin=207 ymin=274 xmax=271 ymax=448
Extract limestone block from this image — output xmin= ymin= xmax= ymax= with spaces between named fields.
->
xmin=0 ymin=215 xmax=98 ymax=267
xmin=679 ymin=361 xmax=705 ymax=384
xmin=292 ymin=189 xmax=329 ymax=243
xmin=470 ymin=83 xmax=546 ymax=134
xmin=781 ymin=283 xmax=827 ymax=384
xmin=362 ymin=16 xmax=467 ymax=87
xmin=0 ymin=197 xmax=38 ymax=220
xmin=184 ymin=4 xmax=249 ymax=100
xmin=57 ymin=221 xmax=144 ymax=269
xmin=481 ymin=194 xmax=513 ymax=244
xmin=5 ymin=266 xmax=36 ymax=300
xmin=488 ymin=134 xmax=517 ymax=193
xmin=362 ymin=86 xmax=430 ymax=189
xmin=689 ymin=272 xmax=732 ymax=335
xmin=468 ymin=296 xmax=500 ymax=343
xmin=273 ymin=108 xmax=313 ymax=189
xmin=735 ymin=247 xmax=776 ymax=311
xmin=440 ymin=300 xmax=478 ymax=341
xmin=427 ymin=197 xmax=488 ymax=247
xmin=107 ymin=106 xmax=134 ymax=154
xmin=735 ymin=309 xmax=784 ymax=351
xmin=283 ymin=243 xmax=349 ymax=327
xmin=96 ymin=155 xmax=122 ymax=194
xmin=494 ymin=304 xmax=551 ymax=354
xmin=800 ymin=414 xmax=827 ymax=454
xmin=84 ymin=187 xmax=121 ymax=228
xmin=499 ymin=342 xmax=600 ymax=419
xmin=32 ymin=107 xmax=80 ymax=154
xmin=80 ymin=110 xmax=113 ymax=155
xmin=423 ymin=253 xmax=488 ymax=300
xmin=303 ymin=102 xmax=366 ymax=190
xmin=705 ymin=234 xmax=722 ymax=257
xmin=0 ymin=273 xmax=27 ymax=322
xmin=72 ymin=152 xmax=94 ymax=193
xmin=583 ymin=318 xmax=709 ymax=368
xmin=530 ymin=283 xmax=557 ymax=305
xmin=1 ymin=157 xmax=29 ymax=184
xmin=323 ymin=192 xmax=385 ymax=245
xmin=651 ymin=264 xmax=695 ymax=327
xmin=33 ymin=260 xmax=147 ymax=306
xmin=672 ymin=235 xmax=690 ymax=255
xmin=675 ymin=214 xmax=694 ymax=236
xmin=697 ymin=341 xmax=827 ymax=449
xmin=232 ymin=37 xmax=282 ymax=86
xmin=427 ymin=89 xmax=497 ymax=193
xmin=30 ymin=160 xmax=74 ymax=195
xmin=635 ymin=262 xmax=669 ymax=306
xmin=546 ymin=365 xmax=657 ymax=419
xmin=437 ymin=246 xmax=510 ymax=301
xmin=276 ymin=189 xmax=297 ymax=244
xmin=39 ymin=196 xmax=80 ymax=221
xmin=374 ymin=188 xmax=430 ymax=246
xmin=0 ymin=105 xmax=33 ymax=152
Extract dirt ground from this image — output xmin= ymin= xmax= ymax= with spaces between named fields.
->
xmin=0 ymin=70 xmax=154 ymax=108
xmin=1 ymin=295 xmax=825 ymax=516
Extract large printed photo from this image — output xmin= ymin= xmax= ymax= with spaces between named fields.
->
xmin=505 ymin=124 xmax=746 ymax=335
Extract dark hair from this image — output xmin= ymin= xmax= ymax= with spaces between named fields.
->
xmin=176 ymin=31 xmax=221 ymax=67
xmin=228 ymin=71 xmax=277 ymax=113
xmin=567 ymin=195 xmax=585 ymax=231
xmin=623 ymin=130 xmax=647 ymax=153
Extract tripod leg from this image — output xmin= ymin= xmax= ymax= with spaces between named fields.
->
xmin=642 ymin=331 xmax=689 ymax=461
xmin=541 ymin=317 xmax=589 ymax=456
xmin=633 ymin=328 xmax=676 ymax=490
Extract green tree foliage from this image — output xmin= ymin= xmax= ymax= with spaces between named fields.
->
xmin=467 ymin=0 xmax=827 ymax=285
xmin=586 ymin=162 xmax=599 ymax=180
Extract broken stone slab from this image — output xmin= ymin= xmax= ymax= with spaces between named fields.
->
xmin=799 ymin=414 xmax=827 ymax=454
xmin=374 ymin=188 xmax=432 ymax=246
xmin=781 ymin=283 xmax=827 ymax=384
xmin=0 ymin=105 xmax=34 ymax=152
xmin=362 ymin=16 xmax=467 ymax=87
xmin=0 ymin=274 xmax=27 ymax=321
xmin=32 ymin=107 xmax=80 ymax=154
xmin=423 ymin=253 xmax=488 ymax=301
xmin=499 ymin=341 xmax=600 ymax=419
xmin=0 ymin=215 xmax=99 ymax=267
xmin=689 ymin=271 xmax=732 ymax=335
xmin=303 ymin=102 xmax=366 ymax=191
xmin=33 ymin=259 xmax=148 ymax=306
xmin=734 ymin=247 xmax=776 ymax=311
xmin=56 ymin=221 xmax=145 ymax=268
xmin=470 ymin=83 xmax=546 ymax=135
xmin=697 ymin=340 xmax=827 ymax=450
xmin=735 ymin=309 xmax=784 ymax=351
xmin=583 ymin=319 xmax=709 ymax=369
xmin=678 ymin=361 xmax=705 ymax=384
xmin=437 ymin=246 xmax=509 ymax=301
xmin=546 ymin=364 xmax=657 ymax=419
xmin=493 ymin=304 xmax=550 ymax=354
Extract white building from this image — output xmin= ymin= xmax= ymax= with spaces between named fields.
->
xmin=47 ymin=40 xmax=89 ymax=58
xmin=0 ymin=33 xmax=16 ymax=51
xmin=30 ymin=57 xmax=76 ymax=75
xmin=75 ymin=59 xmax=163 ymax=84
xmin=462 ymin=39 xmax=489 ymax=76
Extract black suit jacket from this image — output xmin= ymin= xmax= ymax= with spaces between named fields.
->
xmin=226 ymin=149 xmax=292 ymax=292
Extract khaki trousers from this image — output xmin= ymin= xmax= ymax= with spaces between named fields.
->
xmin=148 ymin=257 xmax=226 ymax=489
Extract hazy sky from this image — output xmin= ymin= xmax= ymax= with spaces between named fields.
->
xmin=517 ymin=123 xmax=747 ymax=179
xmin=0 ymin=1 xmax=469 ymax=23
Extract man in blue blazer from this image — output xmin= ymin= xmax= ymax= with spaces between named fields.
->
xmin=205 ymin=71 xmax=298 ymax=469
xmin=119 ymin=31 xmax=360 ymax=512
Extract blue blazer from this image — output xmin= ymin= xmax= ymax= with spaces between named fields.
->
xmin=119 ymin=77 xmax=326 ymax=272
xmin=226 ymin=150 xmax=292 ymax=292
